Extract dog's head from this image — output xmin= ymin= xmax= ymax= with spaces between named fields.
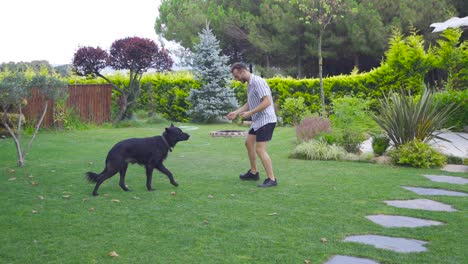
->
xmin=164 ymin=124 xmax=190 ymax=145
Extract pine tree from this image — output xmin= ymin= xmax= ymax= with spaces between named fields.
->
xmin=187 ymin=24 xmax=238 ymax=122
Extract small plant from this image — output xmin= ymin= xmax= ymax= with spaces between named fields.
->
xmin=295 ymin=117 xmax=331 ymax=142
xmin=290 ymin=138 xmax=346 ymax=161
xmin=372 ymin=134 xmax=390 ymax=156
xmin=445 ymin=155 xmax=463 ymax=165
xmin=340 ymin=130 xmax=366 ymax=154
xmin=316 ymin=132 xmax=338 ymax=145
xmin=388 ymin=139 xmax=447 ymax=168
xmin=279 ymin=97 xmax=308 ymax=125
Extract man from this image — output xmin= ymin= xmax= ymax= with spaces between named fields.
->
xmin=227 ymin=63 xmax=277 ymax=187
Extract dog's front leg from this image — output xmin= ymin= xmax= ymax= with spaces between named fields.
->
xmin=145 ymin=165 xmax=156 ymax=191
xmin=155 ymin=163 xmax=179 ymax=187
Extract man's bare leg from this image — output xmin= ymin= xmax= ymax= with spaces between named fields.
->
xmin=245 ymin=134 xmax=257 ymax=173
xmin=256 ymin=142 xmax=275 ymax=181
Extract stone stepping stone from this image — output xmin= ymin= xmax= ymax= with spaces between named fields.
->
xmin=325 ymin=255 xmax=379 ymax=264
xmin=403 ymin=186 xmax=468 ymax=196
xmin=343 ymin=235 xmax=428 ymax=253
xmin=384 ymin=199 xmax=457 ymax=212
xmin=423 ymin=174 xmax=468 ymax=185
xmin=441 ymin=164 xmax=468 ymax=173
xmin=366 ymin=215 xmax=444 ymax=228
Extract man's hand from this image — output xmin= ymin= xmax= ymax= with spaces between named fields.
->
xmin=240 ymin=111 xmax=252 ymax=119
xmin=226 ymin=111 xmax=238 ymax=120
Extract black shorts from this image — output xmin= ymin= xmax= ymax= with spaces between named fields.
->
xmin=248 ymin=123 xmax=276 ymax=142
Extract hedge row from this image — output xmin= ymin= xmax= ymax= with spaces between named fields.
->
xmin=71 ymin=70 xmax=465 ymax=130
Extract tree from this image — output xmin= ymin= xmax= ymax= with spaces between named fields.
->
xmin=155 ymin=0 xmax=460 ymax=77
xmin=72 ymin=37 xmax=173 ymax=123
xmin=292 ymin=0 xmax=348 ymax=116
xmin=0 ymin=69 xmax=67 ymax=166
xmin=187 ymin=24 xmax=238 ymax=122
xmin=431 ymin=28 xmax=468 ymax=90
xmin=341 ymin=1 xmax=386 ymax=70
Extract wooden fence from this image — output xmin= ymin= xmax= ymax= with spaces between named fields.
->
xmin=23 ymin=84 xmax=112 ymax=127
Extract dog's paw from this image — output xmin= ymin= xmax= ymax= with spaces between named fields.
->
xmin=92 ymin=192 xmax=99 ymax=196
xmin=171 ymin=181 xmax=179 ymax=187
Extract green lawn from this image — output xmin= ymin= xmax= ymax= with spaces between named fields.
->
xmin=0 ymin=123 xmax=467 ymax=263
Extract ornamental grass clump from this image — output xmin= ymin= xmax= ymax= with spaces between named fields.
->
xmin=295 ymin=117 xmax=331 ymax=142
xmin=290 ymin=138 xmax=346 ymax=161
xmin=372 ymin=88 xmax=457 ymax=148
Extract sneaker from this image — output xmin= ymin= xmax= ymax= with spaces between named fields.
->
xmin=257 ymin=178 xmax=277 ymax=188
xmin=239 ymin=170 xmax=259 ymax=181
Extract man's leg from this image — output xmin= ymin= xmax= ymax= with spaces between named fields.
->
xmin=245 ymin=134 xmax=257 ymax=173
xmin=256 ymin=142 xmax=275 ymax=181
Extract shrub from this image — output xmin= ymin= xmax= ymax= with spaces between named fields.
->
xmin=330 ymin=96 xmax=380 ymax=134
xmin=279 ymin=97 xmax=308 ymax=125
xmin=446 ymin=155 xmax=463 ymax=165
xmin=433 ymin=89 xmax=467 ymax=131
xmin=340 ymin=130 xmax=367 ymax=154
xmin=290 ymin=138 xmax=346 ymax=161
xmin=372 ymin=134 xmax=390 ymax=156
xmin=372 ymin=88 xmax=458 ymax=147
xmin=388 ymin=139 xmax=447 ymax=168
xmin=140 ymin=72 xmax=198 ymax=122
xmin=316 ymin=132 xmax=339 ymax=145
xmin=295 ymin=117 xmax=331 ymax=142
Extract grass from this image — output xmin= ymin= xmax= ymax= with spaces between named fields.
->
xmin=0 ymin=123 xmax=467 ymax=263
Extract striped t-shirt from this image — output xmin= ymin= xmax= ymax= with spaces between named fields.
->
xmin=247 ymin=74 xmax=277 ymax=131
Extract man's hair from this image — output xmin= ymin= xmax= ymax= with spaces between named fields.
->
xmin=231 ymin=62 xmax=248 ymax=73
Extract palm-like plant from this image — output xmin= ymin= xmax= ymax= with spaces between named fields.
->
xmin=372 ymin=88 xmax=458 ymax=147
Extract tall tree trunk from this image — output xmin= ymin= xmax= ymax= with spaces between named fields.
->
xmin=113 ymin=94 xmax=129 ymax=124
xmin=318 ymin=29 xmax=326 ymax=117
xmin=297 ymin=25 xmax=305 ymax=78
xmin=1 ymin=102 xmax=48 ymax=167
xmin=353 ymin=54 xmax=360 ymax=70
xmin=23 ymin=101 xmax=48 ymax=165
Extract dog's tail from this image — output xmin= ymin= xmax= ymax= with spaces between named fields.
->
xmin=85 ymin=172 xmax=100 ymax=183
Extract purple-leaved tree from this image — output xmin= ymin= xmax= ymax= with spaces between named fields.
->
xmin=72 ymin=37 xmax=173 ymax=122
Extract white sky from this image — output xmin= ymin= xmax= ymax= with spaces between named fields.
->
xmin=0 ymin=0 xmax=165 ymax=65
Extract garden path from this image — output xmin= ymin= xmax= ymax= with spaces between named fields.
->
xmin=326 ymin=174 xmax=467 ymax=263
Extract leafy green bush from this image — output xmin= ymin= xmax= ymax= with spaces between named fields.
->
xmin=434 ymin=89 xmax=467 ymax=131
xmin=388 ymin=140 xmax=447 ymax=168
xmin=330 ymin=96 xmax=380 ymax=134
xmin=290 ymin=138 xmax=346 ymax=161
xmin=372 ymin=134 xmax=390 ymax=156
xmin=279 ymin=97 xmax=308 ymax=125
xmin=339 ymin=130 xmax=367 ymax=154
xmin=140 ymin=72 xmax=198 ymax=122
xmin=431 ymin=29 xmax=468 ymax=91
xmin=445 ymin=155 xmax=464 ymax=165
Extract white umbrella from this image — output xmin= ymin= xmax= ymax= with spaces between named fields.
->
xmin=430 ymin=16 xmax=468 ymax=32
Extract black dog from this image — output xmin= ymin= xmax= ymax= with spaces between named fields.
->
xmin=86 ymin=124 xmax=190 ymax=196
